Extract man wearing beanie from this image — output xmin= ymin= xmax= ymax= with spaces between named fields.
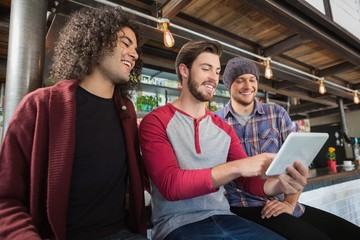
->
xmin=215 ymin=57 xmax=360 ymax=240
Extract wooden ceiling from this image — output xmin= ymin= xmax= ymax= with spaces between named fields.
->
xmin=1 ymin=0 xmax=360 ymax=119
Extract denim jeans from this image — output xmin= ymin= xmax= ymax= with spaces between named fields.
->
xmin=164 ymin=215 xmax=284 ymax=240
xmin=96 ymin=229 xmax=148 ymax=240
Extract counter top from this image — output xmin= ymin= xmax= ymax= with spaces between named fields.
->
xmin=304 ymin=165 xmax=360 ymax=191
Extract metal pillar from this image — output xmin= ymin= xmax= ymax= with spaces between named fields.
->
xmin=3 ymin=0 xmax=47 ymax=136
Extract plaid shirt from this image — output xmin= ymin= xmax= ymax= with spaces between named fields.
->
xmin=214 ymin=100 xmax=305 ymax=217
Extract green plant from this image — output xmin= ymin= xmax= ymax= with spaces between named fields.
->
xmin=327 ymin=147 xmax=336 ymax=160
xmin=136 ymin=95 xmax=162 ymax=112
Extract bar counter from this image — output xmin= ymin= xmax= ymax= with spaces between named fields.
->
xmin=299 ymin=166 xmax=360 ymax=226
xmin=305 ymin=165 xmax=360 ymax=192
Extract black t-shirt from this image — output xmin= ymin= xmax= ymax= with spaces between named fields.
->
xmin=66 ymin=87 xmax=128 ymax=240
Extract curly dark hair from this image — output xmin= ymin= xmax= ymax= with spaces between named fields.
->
xmin=49 ymin=5 xmax=143 ymax=97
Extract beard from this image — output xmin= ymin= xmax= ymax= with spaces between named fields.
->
xmin=187 ymin=74 xmax=214 ymax=102
xmin=231 ymin=91 xmax=256 ymax=107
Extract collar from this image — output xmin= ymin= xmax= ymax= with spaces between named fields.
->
xmin=224 ymin=99 xmax=266 ymax=118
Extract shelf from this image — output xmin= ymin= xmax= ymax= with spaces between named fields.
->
xmin=136 ymin=111 xmax=149 ymax=118
xmin=138 ymin=83 xmax=230 ymax=102
xmin=139 ymin=83 xmax=180 ymax=97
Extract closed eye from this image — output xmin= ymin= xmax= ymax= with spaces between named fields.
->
xmin=120 ymin=40 xmax=129 ymax=47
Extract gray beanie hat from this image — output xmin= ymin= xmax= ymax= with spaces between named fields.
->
xmin=222 ymin=57 xmax=260 ymax=90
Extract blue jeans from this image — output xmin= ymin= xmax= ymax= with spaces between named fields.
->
xmin=164 ymin=215 xmax=284 ymax=240
xmin=96 ymin=228 xmax=148 ymax=240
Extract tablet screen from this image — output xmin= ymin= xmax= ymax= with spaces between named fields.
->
xmin=265 ymin=132 xmax=329 ymax=176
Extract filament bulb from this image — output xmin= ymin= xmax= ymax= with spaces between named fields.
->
xmin=319 ymin=79 xmax=326 ymax=94
xmin=159 ymin=18 xmax=175 ymax=48
xmin=264 ymin=59 xmax=273 ymax=79
xmin=354 ymin=91 xmax=360 ymax=104
xmin=163 ymin=28 xmax=175 ymax=48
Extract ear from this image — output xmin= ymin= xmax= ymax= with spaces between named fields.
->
xmin=179 ymin=63 xmax=189 ymax=79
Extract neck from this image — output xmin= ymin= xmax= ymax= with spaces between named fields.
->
xmin=80 ymin=71 xmax=115 ymax=99
xmin=231 ymin=99 xmax=255 ymax=115
xmin=173 ymin=92 xmax=207 ymax=119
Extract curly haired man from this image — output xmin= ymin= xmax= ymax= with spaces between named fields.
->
xmin=0 ymin=6 xmax=148 ymax=240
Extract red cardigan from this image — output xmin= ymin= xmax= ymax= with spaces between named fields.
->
xmin=0 ymin=80 xmax=147 ymax=239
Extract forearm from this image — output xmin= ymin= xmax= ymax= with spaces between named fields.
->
xmin=212 ymin=154 xmax=272 ymax=189
xmin=263 ymin=177 xmax=281 ymax=196
xmin=211 ymin=161 xmax=243 ymax=188
xmin=284 ymin=192 xmax=301 ymax=207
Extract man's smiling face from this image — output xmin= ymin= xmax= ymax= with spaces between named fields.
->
xmin=230 ymin=73 xmax=258 ymax=107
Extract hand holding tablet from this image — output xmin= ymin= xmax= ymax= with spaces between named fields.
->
xmin=265 ymin=132 xmax=329 ymax=176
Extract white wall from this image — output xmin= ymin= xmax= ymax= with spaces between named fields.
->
xmin=309 ymin=113 xmax=339 ymax=127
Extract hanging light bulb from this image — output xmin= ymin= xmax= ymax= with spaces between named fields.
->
xmin=319 ymin=78 xmax=326 ymax=94
xmin=158 ymin=18 xmax=175 ymax=48
xmin=264 ymin=58 xmax=273 ymax=79
xmin=354 ymin=90 xmax=360 ymax=104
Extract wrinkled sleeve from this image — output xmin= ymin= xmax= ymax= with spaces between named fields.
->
xmin=139 ymin=112 xmax=217 ymax=201
xmin=0 ymin=98 xmax=41 ymax=239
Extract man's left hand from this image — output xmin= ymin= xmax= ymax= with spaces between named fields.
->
xmin=261 ymin=200 xmax=294 ymax=219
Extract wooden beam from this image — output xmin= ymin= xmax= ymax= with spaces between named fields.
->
xmin=259 ymin=82 xmax=338 ymax=107
xmin=318 ymin=62 xmax=356 ymax=77
xmin=308 ymin=108 xmax=341 ymax=118
xmin=161 ymin=0 xmax=193 ymax=19
xmin=353 ymin=83 xmax=360 ymax=91
xmin=290 ymin=102 xmax=332 ymax=115
xmin=0 ymin=58 xmax=6 ymax=82
xmin=140 ymin=22 xmax=190 ymax=47
xmin=284 ymin=0 xmax=360 ymax=49
xmin=323 ymin=0 xmax=333 ymax=20
xmin=264 ymin=35 xmax=310 ymax=56
xmin=243 ymin=0 xmax=360 ymax=66
xmin=142 ymin=45 xmax=178 ymax=61
xmin=272 ymin=80 xmax=295 ymax=89
xmin=142 ymin=52 xmax=175 ymax=71
xmin=266 ymin=68 xmax=353 ymax=100
xmin=0 ymin=0 xmax=11 ymax=8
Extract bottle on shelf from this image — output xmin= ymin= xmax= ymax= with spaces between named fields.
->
xmin=354 ymin=137 xmax=360 ymax=169
xmin=353 ymin=137 xmax=360 ymax=162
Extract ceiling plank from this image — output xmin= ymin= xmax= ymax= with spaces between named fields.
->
xmin=174 ymin=13 xmax=259 ymax=49
xmin=161 ymin=0 xmax=193 ymax=19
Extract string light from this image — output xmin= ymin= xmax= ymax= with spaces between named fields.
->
xmin=319 ymin=78 xmax=326 ymax=94
xmin=158 ymin=18 xmax=175 ymax=48
xmin=264 ymin=58 xmax=273 ymax=79
xmin=95 ymin=0 xmax=359 ymax=101
xmin=354 ymin=90 xmax=360 ymax=104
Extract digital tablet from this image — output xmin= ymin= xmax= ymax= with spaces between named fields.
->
xmin=265 ymin=132 xmax=329 ymax=176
